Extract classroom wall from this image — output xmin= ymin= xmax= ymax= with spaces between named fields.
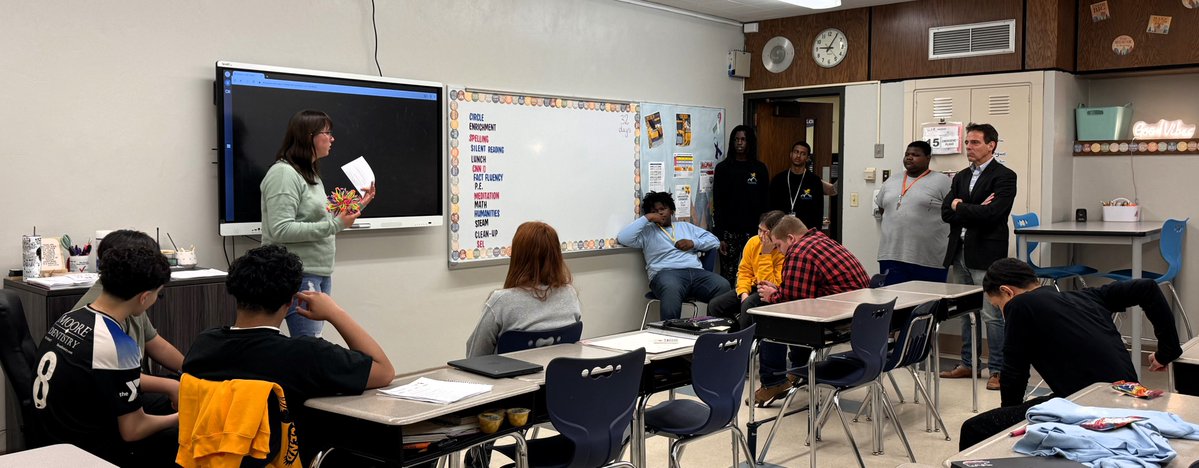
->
xmin=0 ymin=0 xmax=745 ymax=430
xmin=840 ymin=82 xmax=908 ymax=275
xmin=1072 ymin=72 xmax=1199 ymax=333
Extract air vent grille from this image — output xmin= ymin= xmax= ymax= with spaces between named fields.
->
xmin=929 ymin=20 xmax=1016 ymax=60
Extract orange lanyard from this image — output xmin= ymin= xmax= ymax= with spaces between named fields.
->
xmin=657 ymin=225 xmax=676 ymax=242
xmin=897 ymin=170 xmax=930 ymax=208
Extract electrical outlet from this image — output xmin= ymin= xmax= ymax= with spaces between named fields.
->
xmin=850 ymin=192 xmax=859 ymax=207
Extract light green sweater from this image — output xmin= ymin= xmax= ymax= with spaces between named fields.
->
xmin=260 ymin=162 xmax=345 ymax=275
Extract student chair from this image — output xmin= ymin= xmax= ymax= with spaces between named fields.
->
xmin=496 ymin=321 xmax=584 ymax=354
xmin=1012 ymin=213 xmax=1099 ymax=290
xmin=0 ymin=290 xmax=43 ymax=451
xmin=1102 ymin=218 xmax=1194 ymax=340
xmin=642 ymin=325 xmax=756 ymax=468
xmin=851 ymin=300 xmax=951 ymax=442
xmin=177 ymin=374 xmax=290 ymax=468
xmin=759 ymin=300 xmax=914 ymax=468
xmin=640 ymin=248 xmax=719 ymax=329
xmin=869 ymin=270 xmax=890 ymax=289
xmin=495 ymin=349 xmax=646 ymax=468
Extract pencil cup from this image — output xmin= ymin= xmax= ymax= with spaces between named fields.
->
xmin=478 ymin=412 xmax=503 ymax=434
xmin=507 ymin=408 xmax=530 ymax=427
xmin=69 ymin=256 xmax=89 ymax=273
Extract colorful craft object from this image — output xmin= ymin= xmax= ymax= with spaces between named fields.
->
xmin=327 ymin=187 xmax=362 ymax=215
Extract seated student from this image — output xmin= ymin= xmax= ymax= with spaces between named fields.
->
xmin=755 ymin=215 xmax=870 ymax=405
xmin=958 ymin=258 xmax=1183 ymax=449
xmin=182 ymin=245 xmax=396 ymax=461
xmin=617 ymin=191 xmax=731 ymax=320
xmin=74 ymin=229 xmax=185 ymax=414
xmin=34 ymin=245 xmax=178 ymax=466
xmin=707 ymin=210 xmax=787 ymax=330
xmin=466 ymin=221 xmax=582 ymax=357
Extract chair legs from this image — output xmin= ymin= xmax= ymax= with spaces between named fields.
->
xmin=904 ymin=367 xmax=951 ymax=440
xmin=876 ymin=383 xmax=916 ymax=462
xmin=1164 ymin=282 xmax=1195 ymax=339
xmin=662 ymin=424 xmax=755 ymax=468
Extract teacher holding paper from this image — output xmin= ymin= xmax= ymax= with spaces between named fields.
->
xmin=261 ymin=109 xmax=376 ymax=337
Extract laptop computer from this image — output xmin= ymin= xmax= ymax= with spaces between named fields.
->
xmin=950 ymin=457 xmax=1086 ymax=468
xmin=447 ymin=354 xmax=543 ymax=379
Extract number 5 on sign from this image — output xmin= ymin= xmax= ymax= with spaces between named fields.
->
xmin=922 ymin=124 xmax=962 ymax=155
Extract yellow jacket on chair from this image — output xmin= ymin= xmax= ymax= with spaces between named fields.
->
xmin=177 ymin=374 xmax=301 ymax=468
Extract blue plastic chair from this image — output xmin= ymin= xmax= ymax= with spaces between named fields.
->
xmin=642 ymin=325 xmax=756 ymax=468
xmin=1012 ymin=213 xmax=1099 ymax=290
xmin=496 ymin=349 xmax=646 ymax=468
xmin=496 ymin=321 xmax=584 ymax=354
xmin=1102 ymin=218 xmax=1193 ymax=339
xmin=869 ymin=271 xmax=890 ymax=289
xmin=758 ymin=299 xmax=913 ymax=467
xmin=640 ymin=248 xmax=719 ymax=329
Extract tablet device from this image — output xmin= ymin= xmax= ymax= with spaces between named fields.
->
xmin=951 ymin=457 xmax=1085 ymax=468
xmin=447 ymin=354 xmax=543 ymax=379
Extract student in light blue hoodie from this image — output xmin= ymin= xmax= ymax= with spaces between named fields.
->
xmin=618 ymin=191 xmax=730 ymax=320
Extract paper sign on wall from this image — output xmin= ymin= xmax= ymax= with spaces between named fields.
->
xmin=922 ymin=124 xmax=963 ymax=155
xmin=648 ymin=161 xmax=666 ymax=192
xmin=673 ymin=153 xmax=694 ymax=178
xmin=674 ymin=185 xmax=692 ymax=214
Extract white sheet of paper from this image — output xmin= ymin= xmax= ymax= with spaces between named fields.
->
xmin=341 ymin=156 xmax=375 ymax=191
xmin=377 ymin=377 xmax=492 ymax=404
xmin=584 ymin=331 xmax=696 ymax=354
xmin=648 ymin=161 xmax=665 ymax=192
xmin=674 ymin=185 xmax=692 ymax=213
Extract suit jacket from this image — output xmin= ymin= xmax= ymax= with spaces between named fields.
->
xmin=941 ymin=159 xmax=1018 ymax=269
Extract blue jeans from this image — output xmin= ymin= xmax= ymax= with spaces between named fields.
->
xmin=286 ymin=274 xmax=330 ymax=337
xmin=878 ymin=260 xmax=949 ymax=285
xmin=649 ymin=268 xmax=731 ymax=320
xmin=951 ymin=250 xmax=1003 ymax=373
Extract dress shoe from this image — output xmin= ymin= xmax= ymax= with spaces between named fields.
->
xmin=986 ymin=373 xmax=1001 ymax=391
xmin=754 ymin=382 xmax=793 ymax=407
xmin=939 ymin=365 xmax=979 ymax=379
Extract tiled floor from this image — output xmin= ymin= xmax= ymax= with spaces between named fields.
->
xmin=485 ymin=353 xmax=1173 ymax=468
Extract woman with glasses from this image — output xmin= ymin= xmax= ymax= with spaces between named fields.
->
xmin=260 ymin=109 xmax=376 ymax=337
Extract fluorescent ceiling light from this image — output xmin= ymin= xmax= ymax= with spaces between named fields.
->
xmin=776 ymin=0 xmax=841 ymax=9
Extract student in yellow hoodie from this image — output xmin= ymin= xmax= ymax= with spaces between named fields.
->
xmin=707 ymin=210 xmax=786 ymax=330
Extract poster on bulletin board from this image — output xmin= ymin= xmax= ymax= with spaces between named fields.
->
xmin=639 ymin=103 xmax=724 ymax=230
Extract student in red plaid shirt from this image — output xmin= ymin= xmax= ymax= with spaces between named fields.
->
xmin=752 ymin=215 xmax=870 ymax=405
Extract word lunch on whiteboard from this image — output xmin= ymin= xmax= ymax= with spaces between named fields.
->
xmin=447 ymin=87 xmax=640 ymax=266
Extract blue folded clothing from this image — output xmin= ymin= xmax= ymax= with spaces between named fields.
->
xmin=1013 ymin=397 xmax=1199 ymax=467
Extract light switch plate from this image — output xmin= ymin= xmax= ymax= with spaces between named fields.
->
xmin=874 ymin=143 xmax=885 ymax=159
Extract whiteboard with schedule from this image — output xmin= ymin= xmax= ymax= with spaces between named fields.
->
xmin=446 ymin=87 xmax=640 ymax=267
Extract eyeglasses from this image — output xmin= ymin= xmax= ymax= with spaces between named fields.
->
xmin=313 ymin=131 xmax=334 ymax=137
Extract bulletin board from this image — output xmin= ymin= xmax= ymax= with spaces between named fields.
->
xmin=638 ymin=103 xmax=726 ymax=230
xmin=446 ymin=86 xmax=640 ymax=267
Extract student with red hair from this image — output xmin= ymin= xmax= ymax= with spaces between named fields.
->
xmin=466 ymin=221 xmax=582 ymax=357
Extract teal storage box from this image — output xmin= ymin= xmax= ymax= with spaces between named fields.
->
xmin=1076 ymin=105 xmax=1132 ymax=140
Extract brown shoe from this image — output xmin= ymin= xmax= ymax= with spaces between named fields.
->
xmin=939 ymin=365 xmax=977 ymax=379
xmin=986 ymin=373 xmax=1001 ymax=390
xmin=754 ymin=382 xmax=793 ymax=407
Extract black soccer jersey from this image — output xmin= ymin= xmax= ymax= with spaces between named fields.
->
xmin=33 ymin=306 xmax=143 ymax=463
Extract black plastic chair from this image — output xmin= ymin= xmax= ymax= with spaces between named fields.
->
xmin=760 ymin=299 xmax=913 ymax=467
xmin=640 ymin=248 xmax=719 ymax=329
xmin=496 ymin=348 xmax=646 ymax=468
xmin=868 ymin=270 xmax=889 ymax=288
xmin=851 ymin=300 xmax=951 ymax=443
xmin=642 ymin=325 xmax=756 ymax=468
xmin=496 ymin=321 xmax=584 ymax=354
xmin=0 ymin=290 xmax=43 ymax=450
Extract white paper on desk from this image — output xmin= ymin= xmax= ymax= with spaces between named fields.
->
xmin=585 ymin=331 xmax=695 ymax=354
xmin=378 ymin=377 xmax=492 ymax=404
xmin=25 ymin=273 xmax=98 ymax=289
xmin=170 ymin=269 xmax=227 ymax=280
xmin=341 ymin=156 xmax=375 ymax=192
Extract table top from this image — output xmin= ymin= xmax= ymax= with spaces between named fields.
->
xmin=501 ymin=343 xmax=640 ymax=385
xmin=820 ymin=288 xmax=941 ymax=309
xmin=945 ymin=382 xmax=1199 ymax=466
xmin=879 ymin=281 xmax=983 ymax=299
xmin=1175 ymin=336 xmax=1199 ymax=365
xmin=1014 ymin=221 xmax=1163 ymax=237
xmin=747 ymin=298 xmax=860 ymax=322
xmin=304 ymin=367 xmax=539 ymax=426
xmin=0 ymin=444 xmax=117 ymax=467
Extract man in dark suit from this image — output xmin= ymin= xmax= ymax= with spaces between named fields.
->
xmin=938 ymin=123 xmax=1017 ymax=391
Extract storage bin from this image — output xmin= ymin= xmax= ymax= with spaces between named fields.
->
xmin=1103 ymin=198 xmax=1140 ymax=222
xmin=1076 ymin=104 xmax=1132 ymax=140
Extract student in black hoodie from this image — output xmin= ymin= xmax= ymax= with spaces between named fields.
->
xmin=712 ymin=125 xmax=769 ymax=285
